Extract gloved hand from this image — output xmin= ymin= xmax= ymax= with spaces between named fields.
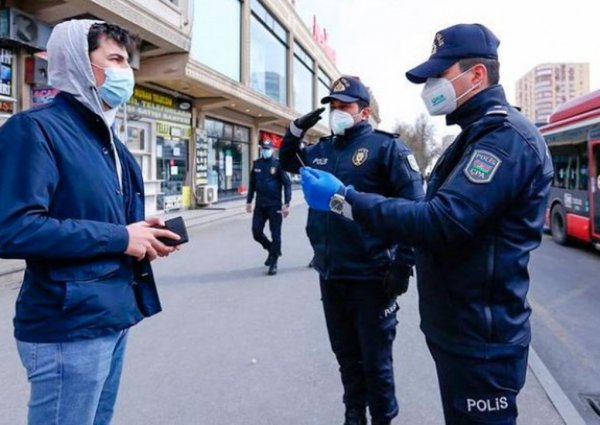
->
xmin=293 ymin=107 xmax=326 ymax=132
xmin=300 ymin=167 xmax=345 ymax=211
xmin=383 ymin=262 xmax=413 ymax=297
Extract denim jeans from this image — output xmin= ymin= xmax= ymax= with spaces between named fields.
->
xmin=16 ymin=330 xmax=129 ymax=425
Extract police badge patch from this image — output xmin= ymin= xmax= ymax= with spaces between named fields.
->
xmin=352 ymin=148 xmax=369 ymax=166
xmin=270 ymin=166 xmax=277 ymax=175
xmin=463 ymin=150 xmax=502 ymax=184
xmin=406 ymin=154 xmax=420 ymax=172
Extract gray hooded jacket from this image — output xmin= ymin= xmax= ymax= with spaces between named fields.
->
xmin=47 ymin=19 xmax=123 ymax=183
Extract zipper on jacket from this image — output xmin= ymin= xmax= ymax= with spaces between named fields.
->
xmin=324 ymin=144 xmax=342 ymax=280
xmin=483 ymin=242 xmax=495 ymax=341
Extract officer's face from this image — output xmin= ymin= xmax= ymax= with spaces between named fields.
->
xmin=330 ymin=100 xmax=371 ymax=122
xmin=441 ymin=63 xmax=486 ymax=108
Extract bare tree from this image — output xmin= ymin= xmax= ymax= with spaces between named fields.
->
xmin=393 ymin=114 xmax=441 ymax=172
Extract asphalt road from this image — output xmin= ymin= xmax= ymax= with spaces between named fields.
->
xmin=529 ymin=235 xmax=600 ymax=424
xmin=0 ymin=205 xmax=568 ymax=424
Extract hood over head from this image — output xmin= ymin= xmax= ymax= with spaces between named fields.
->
xmin=47 ymin=19 xmax=109 ymax=123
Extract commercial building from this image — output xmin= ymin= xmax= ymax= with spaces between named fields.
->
xmin=1 ymin=0 xmax=341 ymax=214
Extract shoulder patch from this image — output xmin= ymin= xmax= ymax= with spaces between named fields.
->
xmin=485 ymin=105 xmax=508 ymax=116
xmin=406 ymin=154 xmax=420 ymax=172
xmin=463 ymin=150 xmax=502 ymax=184
xmin=374 ymin=129 xmax=400 ymax=138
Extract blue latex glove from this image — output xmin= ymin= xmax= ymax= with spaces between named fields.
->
xmin=300 ymin=167 xmax=345 ymax=211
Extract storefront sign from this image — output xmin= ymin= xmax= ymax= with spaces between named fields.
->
xmin=31 ymin=86 xmax=58 ymax=106
xmin=259 ymin=130 xmax=283 ymax=149
xmin=0 ymin=48 xmax=13 ymax=97
xmin=0 ymin=100 xmax=13 ymax=113
xmin=156 ymin=120 xmax=192 ymax=139
xmin=195 ymin=129 xmax=209 ymax=186
xmin=127 ymin=86 xmax=192 ymax=126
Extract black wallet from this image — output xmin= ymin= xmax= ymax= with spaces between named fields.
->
xmin=156 ymin=216 xmax=189 ymax=246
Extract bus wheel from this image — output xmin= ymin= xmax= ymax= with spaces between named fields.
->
xmin=550 ymin=205 xmax=568 ymax=245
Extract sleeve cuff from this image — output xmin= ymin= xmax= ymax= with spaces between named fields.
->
xmin=289 ymin=122 xmax=304 ymax=138
xmin=109 ymin=224 xmax=130 ymax=254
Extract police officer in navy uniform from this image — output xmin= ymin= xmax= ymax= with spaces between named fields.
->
xmin=280 ymin=76 xmax=424 ymax=425
xmin=300 ymin=24 xmax=554 ymax=425
xmin=246 ymin=139 xmax=292 ymax=275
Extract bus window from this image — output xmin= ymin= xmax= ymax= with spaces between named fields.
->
xmin=566 ymin=155 xmax=578 ymax=190
xmin=579 ymin=152 xmax=588 ymax=191
xmin=553 ymin=154 xmax=568 ymax=188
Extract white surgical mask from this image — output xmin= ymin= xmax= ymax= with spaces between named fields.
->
xmin=421 ymin=67 xmax=480 ymax=116
xmin=329 ymin=109 xmax=357 ymax=135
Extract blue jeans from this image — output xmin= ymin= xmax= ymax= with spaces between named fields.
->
xmin=16 ymin=330 xmax=129 ymax=425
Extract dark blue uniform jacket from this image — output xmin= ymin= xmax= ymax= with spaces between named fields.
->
xmin=347 ymin=86 xmax=554 ymax=357
xmin=246 ymin=157 xmax=292 ymax=207
xmin=281 ymin=121 xmax=424 ymax=280
xmin=0 ymin=93 xmax=161 ymax=343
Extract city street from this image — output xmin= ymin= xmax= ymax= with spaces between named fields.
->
xmin=529 ymin=236 xmax=600 ymax=424
xmin=0 ymin=204 xmax=584 ymax=425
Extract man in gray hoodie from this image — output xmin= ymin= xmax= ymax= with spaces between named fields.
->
xmin=0 ymin=20 xmax=180 ymax=425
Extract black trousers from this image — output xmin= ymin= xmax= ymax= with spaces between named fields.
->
xmin=320 ymin=277 xmax=399 ymax=422
xmin=252 ymin=205 xmax=282 ymax=256
xmin=427 ymin=339 xmax=528 ymax=425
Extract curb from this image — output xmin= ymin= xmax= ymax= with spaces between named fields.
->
xmin=528 ymin=346 xmax=587 ymax=425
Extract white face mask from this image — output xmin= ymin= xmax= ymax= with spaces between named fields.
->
xmin=103 ymin=107 xmax=118 ymax=126
xmin=329 ymin=109 xmax=357 ymax=135
xmin=421 ymin=67 xmax=480 ymax=116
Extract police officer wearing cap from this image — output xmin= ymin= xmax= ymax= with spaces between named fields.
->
xmin=299 ymin=24 xmax=554 ymax=425
xmin=280 ymin=76 xmax=424 ymax=425
xmin=246 ymin=139 xmax=291 ymax=275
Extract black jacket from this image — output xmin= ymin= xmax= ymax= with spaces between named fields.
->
xmin=247 ymin=157 xmax=292 ymax=207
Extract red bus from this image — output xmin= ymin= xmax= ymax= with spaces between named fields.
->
xmin=540 ymin=90 xmax=600 ymax=249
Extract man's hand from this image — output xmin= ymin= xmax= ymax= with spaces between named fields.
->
xmin=282 ymin=204 xmax=290 ymax=218
xmin=383 ymin=262 xmax=413 ymax=297
xmin=293 ymin=107 xmax=325 ymax=132
xmin=300 ymin=167 xmax=345 ymax=211
xmin=246 ymin=203 xmax=253 ymax=213
xmin=125 ymin=217 xmax=180 ymax=261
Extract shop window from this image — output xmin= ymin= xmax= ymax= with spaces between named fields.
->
xmin=206 ymin=117 xmax=250 ymax=199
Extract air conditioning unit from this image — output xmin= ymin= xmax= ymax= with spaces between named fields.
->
xmin=0 ymin=8 xmax=52 ymax=51
xmin=195 ymin=185 xmax=218 ymax=205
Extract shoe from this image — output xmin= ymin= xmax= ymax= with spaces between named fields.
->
xmin=264 ymin=253 xmax=274 ymax=266
xmin=343 ymin=407 xmax=367 ymax=425
xmin=268 ymin=259 xmax=278 ymax=275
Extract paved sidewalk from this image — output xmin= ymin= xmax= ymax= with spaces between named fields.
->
xmin=0 ymin=190 xmax=574 ymax=424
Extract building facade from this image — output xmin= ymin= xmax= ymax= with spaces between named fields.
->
xmin=1 ymin=0 xmax=343 ymax=215
xmin=515 ymin=63 xmax=590 ymax=125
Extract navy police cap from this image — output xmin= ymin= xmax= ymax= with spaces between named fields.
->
xmin=406 ymin=23 xmax=500 ymax=84
xmin=321 ymin=75 xmax=370 ymax=105
xmin=261 ymin=139 xmax=273 ymax=149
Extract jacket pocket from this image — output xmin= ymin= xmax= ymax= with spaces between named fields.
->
xmin=50 ymin=262 xmax=140 ymax=328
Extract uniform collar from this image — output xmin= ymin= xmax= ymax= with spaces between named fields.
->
xmin=446 ymin=85 xmax=508 ymax=129
xmin=338 ymin=120 xmax=372 ymax=140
